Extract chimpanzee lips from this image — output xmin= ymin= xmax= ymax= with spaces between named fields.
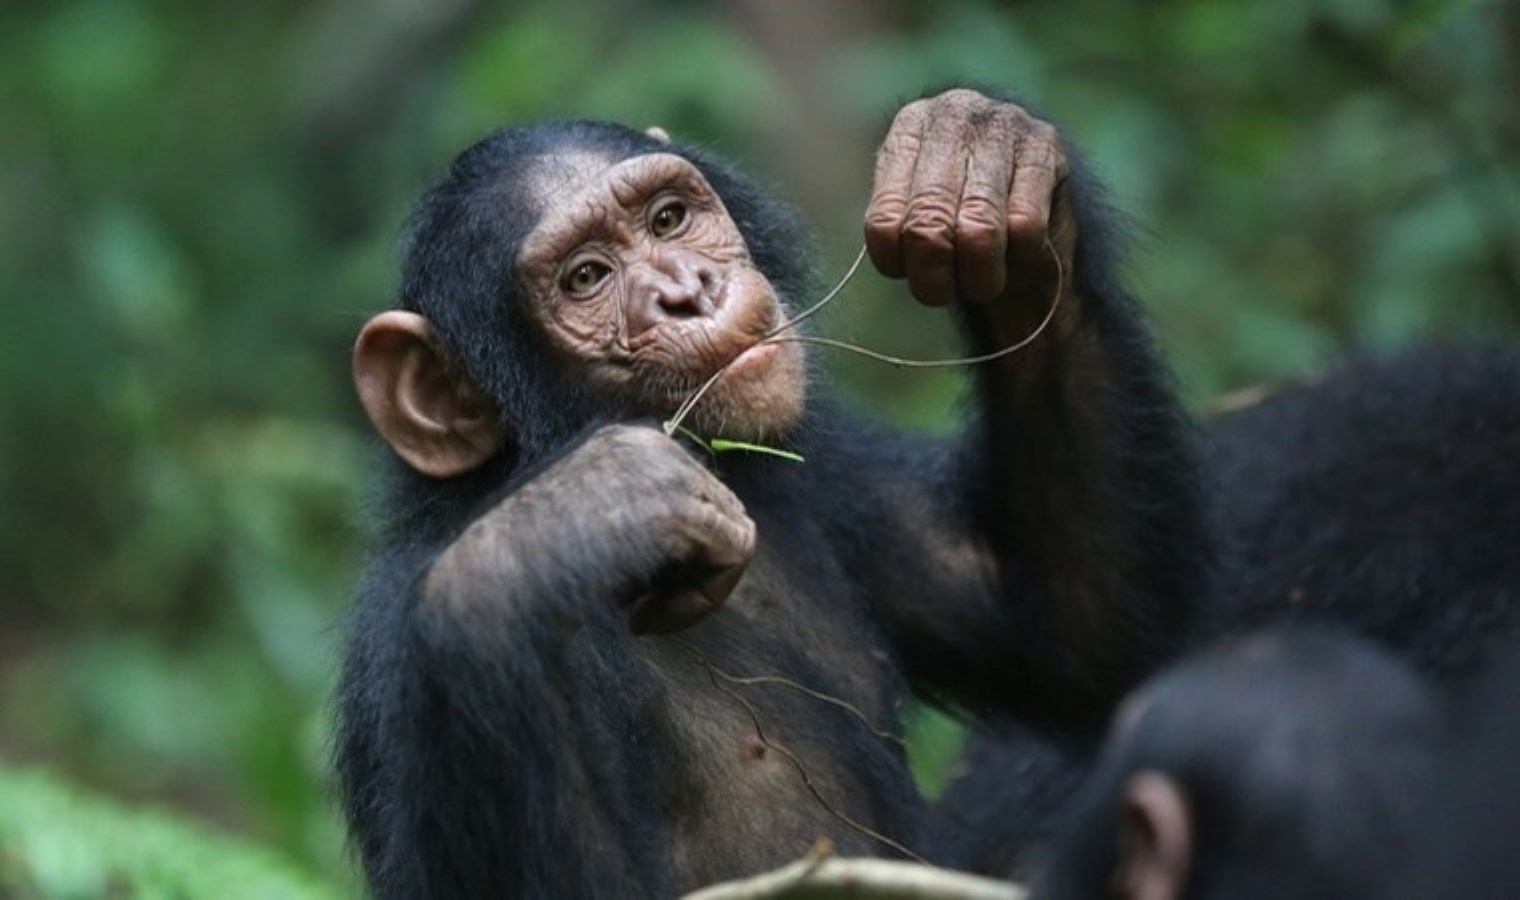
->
xmin=720 ymin=340 xmax=780 ymax=380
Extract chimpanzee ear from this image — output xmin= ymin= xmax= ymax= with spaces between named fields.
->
xmin=353 ymin=311 xmax=506 ymax=478
xmin=1115 ymin=771 xmax=1191 ymax=900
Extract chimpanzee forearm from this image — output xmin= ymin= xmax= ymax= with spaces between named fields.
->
xmin=861 ymin=268 xmax=1205 ymax=732
xmin=858 ymin=92 xmax=1207 ymax=731
xmin=951 ymin=233 xmax=1206 ymax=729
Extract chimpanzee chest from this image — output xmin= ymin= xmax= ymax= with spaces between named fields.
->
xmin=633 ymin=548 xmax=922 ymax=891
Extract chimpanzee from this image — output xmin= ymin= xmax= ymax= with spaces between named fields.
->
xmin=929 ymin=342 xmax=1520 ymax=880
xmin=336 ymin=88 xmax=1208 ymax=897
xmin=1031 ymin=628 xmax=1447 ymax=900
xmin=1207 ymin=343 xmax=1520 ymax=676
xmin=1401 ymin=632 xmax=1520 ymax=899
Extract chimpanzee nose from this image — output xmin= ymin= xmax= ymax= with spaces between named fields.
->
xmin=626 ymin=251 xmax=718 ymax=337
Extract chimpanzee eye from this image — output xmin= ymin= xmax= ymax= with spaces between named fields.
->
xmin=562 ymin=261 xmax=611 ymax=298
xmin=649 ymin=200 xmax=688 ymax=238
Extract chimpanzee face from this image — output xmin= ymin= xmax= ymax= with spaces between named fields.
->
xmin=515 ymin=152 xmax=807 ymax=441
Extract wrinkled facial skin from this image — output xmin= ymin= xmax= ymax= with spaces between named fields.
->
xmin=517 ymin=153 xmax=807 ymax=441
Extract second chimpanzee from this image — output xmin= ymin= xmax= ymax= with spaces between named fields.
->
xmin=930 ymin=342 xmax=1520 ymax=879
xmin=1031 ymin=628 xmax=1447 ymax=900
xmin=1401 ymin=632 xmax=1520 ymax=899
xmin=336 ymin=89 xmax=1206 ymax=897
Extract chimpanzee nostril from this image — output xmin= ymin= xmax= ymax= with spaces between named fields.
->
xmin=625 ymin=254 xmax=718 ymax=337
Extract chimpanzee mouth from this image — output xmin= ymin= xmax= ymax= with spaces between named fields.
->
xmin=722 ymin=341 xmax=779 ymax=378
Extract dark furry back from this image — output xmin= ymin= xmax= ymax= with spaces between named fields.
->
xmin=1208 ymin=343 xmax=1520 ymax=677
xmin=928 ymin=343 xmax=1520 ymax=878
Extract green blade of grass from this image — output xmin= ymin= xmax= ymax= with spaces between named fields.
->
xmin=707 ymin=438 xmax=805 ymax=462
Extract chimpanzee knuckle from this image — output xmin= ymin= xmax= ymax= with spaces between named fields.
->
xmin=901 ymin=202 xmax=958 ymax=255
xmin=957 ymin=195 xmax=1004 ymax=235
xmin=1006 ymin=204 xmax=1048 ymax=246
xmin=570 ymin=424 xmax=644 ymax=469
xmin=614 ymin=428 xmax=697 ymax=477
xmin=874 ymin=138 xmax=920 ymax=195
xmin=890 ymin=99 xmax=931 ymax=133
xmin=692 ymin=501 xmax=727 ymax=545
xmin=1024 ymin=138 xmax=1064 ymax=175
xmin=608 ymin=423 xmax=670 ymax=453
xmin=703 ymin=478 xmax=749 ymax=525
xmin=877 ymin=125 xmax=922 ymax=163
xmin=1032 ymin=121 xmax=1062 ymax=150
xmin=866 ymin=192 xmax=909 ymax=223
xmin=660 ymin=499 xmax=719 ymax=558
xmin=863 ymin=222 xmax=896 ymax=264
xmin=865 ymin=196 xmax=908 ymax=240
xmin=588 ymin=422 xmax=639 ymax=445
xmin=640 ymin=464 xmax=700 ymax=505
xmin=1054 ymin=148 xmax=1071 ymax=180
xmin=697 ymin=504 xmax=757 ymax=569
xmin=934 ymin=87 xmax=986 ymax=112
xmin=728 ymin=511 xmax=758 ymax=561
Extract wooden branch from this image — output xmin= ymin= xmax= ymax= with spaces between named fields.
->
xmin=683 ymin=851 xmax=1026 ymax=900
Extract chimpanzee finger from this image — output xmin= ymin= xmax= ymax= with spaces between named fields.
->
xmin=1006 ymin=128 xmax=1067 ymax=256
xmin=954 ymin=126 xmax=1017 ymax=303
xmin=865 ymin=101 xmax=930 ymax=279
xmin=628 ymin=499 xmax=753 ymax=635
xmin=697 ymin=501 xmax=756 ymax=571
xmin=900 ymin=109 xmax=970 ymax=307
xmin=626 ymin=557 xmax=745 ymax=635
xmin=628 ymin=589 xmax=717 ymax=635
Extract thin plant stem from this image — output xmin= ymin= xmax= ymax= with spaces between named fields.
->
xmin=670 ymin=637 xmax=928 ymax=864
xmin=665 ymin=238 xmax=1064 ymax=433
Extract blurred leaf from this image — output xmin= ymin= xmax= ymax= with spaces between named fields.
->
xmin=0 ymin=765 xmax=343 ymax=899
xmin=32 ymin=0 xmax=169 ymax=134
xmin=1 ymin=0 xmax=1516 ymax=883
xmin=905 ymin=706 xmax=967 ymax=800
xmin=81 ymin=206 xmax=197 ymax=343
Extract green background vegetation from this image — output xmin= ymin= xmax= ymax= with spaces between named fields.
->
xmin=2 ymin=0 xmax=1515 ymax=893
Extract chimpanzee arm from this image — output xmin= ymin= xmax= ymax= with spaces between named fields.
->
xmin=338 ymin=572 xmax=669 ymax=898
xmin=335 ymin=425 xmax=755 ymax=898
xmin=857 ymin=90 xmax=1207 ymax=732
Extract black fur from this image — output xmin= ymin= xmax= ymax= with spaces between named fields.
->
xmin=928 ymin=343 xmax=1520 ymax=879
xmin=336 ymin=116 xmax=1206 ymax=897
xmin=1401 ymin=632 xmax=1520 ymax=898
xmin=1208 ymin=344 xmax=1520 ymax=675
xmin=1033 ymin=628 xmax=1446 ymax=900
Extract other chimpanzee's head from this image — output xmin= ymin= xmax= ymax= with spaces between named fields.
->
xmin=352 ymin=121 xmax=815 ymax=480
xmin=1400 ymin=633 xmax=1520 ymax=899
xmin=1033 ymin=628 xmax=1445 ymax=900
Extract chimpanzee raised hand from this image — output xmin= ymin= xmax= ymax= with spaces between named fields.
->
xmin=337 ymin=89 xmax=1204 ymax=898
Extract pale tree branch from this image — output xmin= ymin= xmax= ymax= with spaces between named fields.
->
xmin=684 ymin=846 xmax=1026 ymax=900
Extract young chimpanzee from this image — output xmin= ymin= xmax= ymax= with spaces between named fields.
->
xmin=1031 ymin=628 xmax=1447 ymax=900
xmin=336 ymin=88 xmax=1207 ymax=897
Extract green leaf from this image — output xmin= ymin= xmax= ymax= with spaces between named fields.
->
xmin=707 ymin=439 xmax=805 ymax=463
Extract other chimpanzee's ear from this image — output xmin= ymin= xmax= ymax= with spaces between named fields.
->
xmin=353 ymin=311 xmax=505 ymax=478
xmin=1114 ymin=771 xmax=1191 ymax=900
xmin=644 ymin=125 xmax=671 ymax=143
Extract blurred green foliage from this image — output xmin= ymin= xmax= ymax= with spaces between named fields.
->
xmin=1 ymin=0 xmax=1515 ymax=891
xmin=0 ymin=766 xmax=341 ymax=898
